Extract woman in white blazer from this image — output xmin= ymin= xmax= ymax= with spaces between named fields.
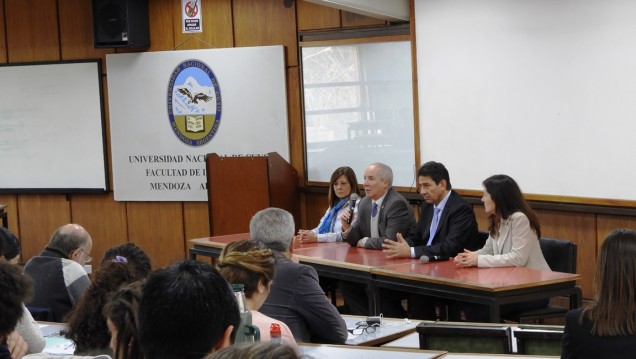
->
xmin=453 ymin=174 xmax=550 ymax=321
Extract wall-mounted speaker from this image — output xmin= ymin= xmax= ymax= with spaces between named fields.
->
xmin=93 ymin=0 xmax=150 ymax=48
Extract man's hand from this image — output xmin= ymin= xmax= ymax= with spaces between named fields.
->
xmin=382 ymin=232 xmax=411 ymax=259
xmin=7 ymin=331 xmax=28 ymax=359
xmin=340 ymin=208 xmax=352 ymax=232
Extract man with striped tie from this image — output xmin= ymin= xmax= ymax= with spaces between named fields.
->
xmin=339 ymin=162 xmax=415 ymax=316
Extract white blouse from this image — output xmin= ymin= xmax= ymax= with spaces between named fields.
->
xmin=312 ymin=199 xmax=360 ymax=243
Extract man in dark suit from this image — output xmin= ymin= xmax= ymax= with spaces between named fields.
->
xmin=253 ymin=208 xmax=347 ymax=344
xmin=382 ymin=161 xmax=481 ymax=319
xmin=340 ymin=162 xmax=416 ymax=316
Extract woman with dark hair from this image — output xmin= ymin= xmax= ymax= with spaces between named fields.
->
xmin=103 ymin=281 xmax=143 ymax=359
xmin=297 ymin=166 xmax=361 ymax=243
xmin=101 ymin=243 xmax=151 ymax=278
xmin=218 ymin=240 xmax=296 ymax=346
xmin=0 ymin=261 xmax=32 ymax=359
xmin=453 ymin=174 xmax=550 ymax=321
xmin=65 ymin=257 xmax=147 ymax=356
xmin=0 ymin=228 xmax=45 ymax=355
xmin=561 ymin=228 xmax=636 ymax=358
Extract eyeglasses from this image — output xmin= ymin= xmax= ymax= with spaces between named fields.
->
xmin=79 ymin=248 xmax=92 ymax=264
xmin=347 ymin=322 xmax=380 ymax=335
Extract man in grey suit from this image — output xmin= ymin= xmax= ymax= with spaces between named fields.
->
xmin=340 ymin=162 xmax=416 ymax=316
xmin=253 ymin=208 xmax=347 ymax=344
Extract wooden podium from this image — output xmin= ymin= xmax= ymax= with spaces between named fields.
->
xmin=206 ymin=153 xmax=299 ymax=236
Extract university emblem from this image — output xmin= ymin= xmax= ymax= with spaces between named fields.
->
xmin=167 ymin=59 xmax=221 ymax=146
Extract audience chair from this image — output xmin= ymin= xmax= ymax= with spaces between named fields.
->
xmin=417 ymin=322 xmax=512 ymax=354
xmin=515 ymin=327 xmax=564 ymax=355
xmin=27 ymin=306 xmax=54 ymax=321
xmin=502 ymin=237 xmax=578 ymax=324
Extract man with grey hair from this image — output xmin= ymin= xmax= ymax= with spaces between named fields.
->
xmin=339 ymin=162 xmax=415 ymax=316
xmin=24 ymin=224 xmax=93 ymax=321
xmin=252 ymin=208 xmax=347 ymax=344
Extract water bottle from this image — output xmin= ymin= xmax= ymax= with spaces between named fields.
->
xmin=232 ymin=284 xmax=260 ymax=343
xmin=270 ymin=323 xmax=283 ymax=344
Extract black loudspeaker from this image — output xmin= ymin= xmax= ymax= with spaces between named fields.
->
xmin=93 ymin=0 xmax=150 ymax=48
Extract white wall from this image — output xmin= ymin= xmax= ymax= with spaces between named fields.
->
xmin=416 ymin=0 xmax=636 ymax=201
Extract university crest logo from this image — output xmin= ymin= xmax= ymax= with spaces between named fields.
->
xmin=167 ymin=59 xmax=221 ymax=146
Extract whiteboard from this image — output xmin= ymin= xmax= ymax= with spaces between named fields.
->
xmin=0 ymin=60 xmax=108 ymax=193
xmin=415 ymin=0 xmax=636 ymax=202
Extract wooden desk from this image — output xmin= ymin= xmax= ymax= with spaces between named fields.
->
xmin=189 ymin=236 xmax=581 ymax=322
xmin=372 ymin=261 xmax=581 ymax=322
xmin=293 ymin=244 xmax=413 ymax=314
xmin=189 ymin=233 xmax=250 ymax=259
xmin=299 ymin=343 xmax=444 ymax=359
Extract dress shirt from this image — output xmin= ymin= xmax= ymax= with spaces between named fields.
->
xmin=411 ymin=190 xmax=451 ymax=258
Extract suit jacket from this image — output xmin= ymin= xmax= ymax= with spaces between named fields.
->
xmin=344 ymin=188 xmax=415 ymax=249
xmin=476 ymin=212 xmax=550 ymax=270
xmin=410 ymin=190 xmax=481 ymax=258
xmin=561 ymin=307 xmax=636 ymax=359
xmin=259 ymin=251 xmax=347 ymax=344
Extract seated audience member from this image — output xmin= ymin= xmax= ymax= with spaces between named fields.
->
xmin=101 ymin=243 xmax=151 ymax=278
xmin=297 ymin=166 xmax=361 ymax=243
xmin=24 ymin=224 xmax=93 ymax=322
xmin=138 ymin=260 xmax=240 ymax=359
xmin=0 ymin=261 xmax=32 ymax=359
xmin=561 ymin=228 xmax=636 ymax=358
xmin=0 ymin=228 xmax=45 ymax=354
xmin=380 ymin=161 xmax=481 ymax=320
xmin=251 ymin=208 xmax=347 ymax=344
xmin=453 ymin=174 xmax=550 ymax=321
xmin=103 ymin=282 xmax=144 ymax=359
xmin=339 ymin=162 xmax=415 ymax=316
xmin=218 ymin=239 xmax=296 ymax=346
xmin=65 ymin=254 xmax=148 ymax=356
xmin=204 ymin=341 xmax=301 ymax=359
xmin=296 ymin=166 xmax=361 ymax=310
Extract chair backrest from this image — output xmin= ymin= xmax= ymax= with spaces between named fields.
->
xmin=539 ymin=237 xmax=577 ymax=273
xmin=417 ymin=322 xmax=512 ymax=354
xmin=26 ymin=306 xmax=54 ymax=321
xmin=515 ymin=328 xmax=564 ymax=355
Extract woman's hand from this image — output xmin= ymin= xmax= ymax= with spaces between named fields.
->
xmin=297 ymin=229 xmax=317 ymax=243
xmin=7 ymin=331 xmax=28 ymax=359
xmin=454 ymin=249 xmax=479 ymax=267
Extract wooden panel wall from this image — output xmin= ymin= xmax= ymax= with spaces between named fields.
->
xmin=4 ymin=0 xmax=377 ymax=268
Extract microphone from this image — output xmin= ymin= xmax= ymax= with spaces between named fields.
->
xmin=420 ymin=255 xmax=450 ymax=263
xmin=346 ymin=193 xmax=359 ymax=225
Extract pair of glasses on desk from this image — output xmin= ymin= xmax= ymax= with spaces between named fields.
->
xmin=348 ymin=321 xmax=380 ymax=335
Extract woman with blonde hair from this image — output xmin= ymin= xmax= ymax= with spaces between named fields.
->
xmin=218 ymin=240 xmax=296 ymax=346
xmin=561 ymin=228 xmax=636 ymax=358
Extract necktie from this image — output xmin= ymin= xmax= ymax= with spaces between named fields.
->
xmin=371 ymin=202 xmax=378 ymax=217
xmin=426 ymin=207 xmax=441 ymax=246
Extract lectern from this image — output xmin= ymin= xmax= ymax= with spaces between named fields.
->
xmin=206 ymin=153 xmax=299 ymax=236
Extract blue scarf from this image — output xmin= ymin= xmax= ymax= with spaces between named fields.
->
xmin=318 ymin=198 xmax=348 ymax=234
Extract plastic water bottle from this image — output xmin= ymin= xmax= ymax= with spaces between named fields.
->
xmin=270 ymin=323 xmax=283 ymax=344
xmin=232 ymin=284 xmax=260 ymax=342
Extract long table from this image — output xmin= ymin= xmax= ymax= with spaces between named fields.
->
xmin=189 ymin=235 xmax=581 ymax=322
